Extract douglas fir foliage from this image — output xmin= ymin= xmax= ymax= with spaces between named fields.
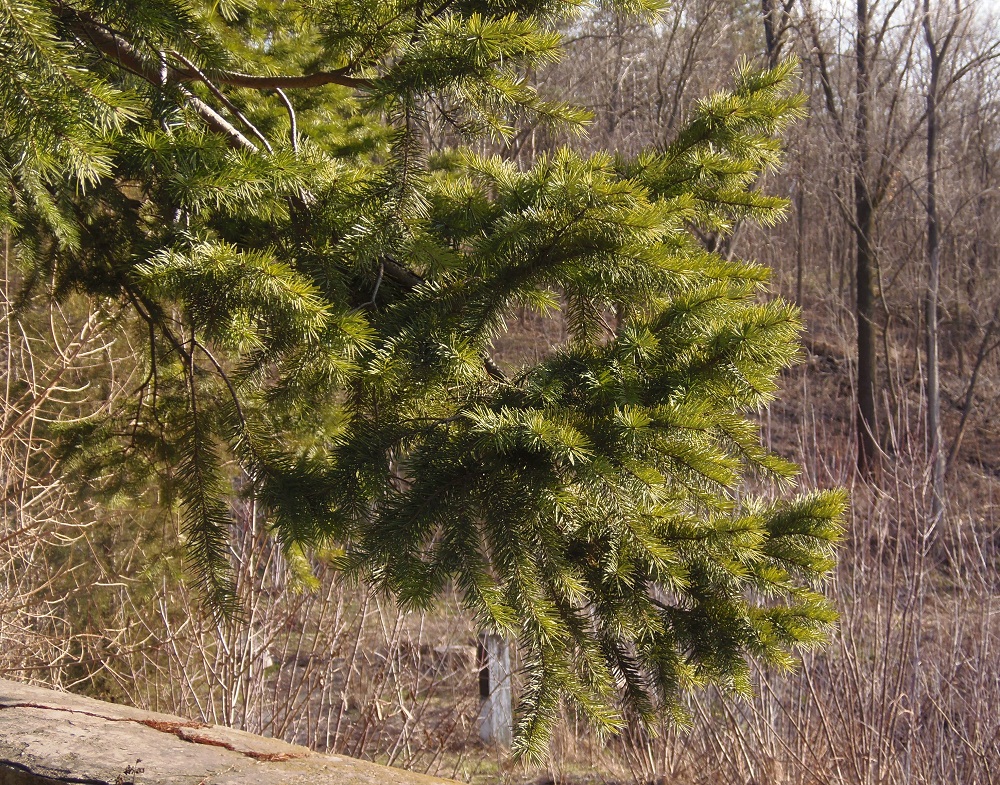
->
xmin=1 ymin=0 xmax=845 ymax=757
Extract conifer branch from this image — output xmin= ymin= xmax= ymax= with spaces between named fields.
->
xmin=55 ymin=3 xmax=362 ymax=152
xmin=178 ymin=87 xmax=260 ymax=151
xmin=168 ymin=50 xmax=274 ymax=153
xmin=58 ymin=5 xmax=260 ymax=150
xmin=55 ymin=3 xmax=368 ymax=90
xmin=192 ymin=337 xmax=251 ymax=441
xmin=120 ymin=287 xmax=194 ymax=376
xmin=4 ymin=2 xmax=845 ymax=751
xmin=206 ymin=69 xmax=369 ymax=91
xmin=380 ymin=257 xmax=509 ymax=380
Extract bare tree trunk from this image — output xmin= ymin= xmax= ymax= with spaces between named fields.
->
xmin=795 ymin=180 xmax=805 ymax=306
xmin=606 ymin=15 xmax=625 ymax=141
xmin=854 ymin=0 xmax=879 ymax=477
xmin=923 ymin=2 xmax=945 ymax=523
xmin=761 ymin=0 xmax=794 ymax=67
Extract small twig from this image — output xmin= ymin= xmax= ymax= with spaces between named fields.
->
xmin=369 ymin=262 xmax=385 ymax=307
xmin=169 ymin=50 xmax=273 ymax=153
xmin=178 ymin=87 xmax=259 ymax=151
xmin=192 ymin=337 xmax=251 ymax=446
xmin=274 ymin=88 xmax=298 ymax=152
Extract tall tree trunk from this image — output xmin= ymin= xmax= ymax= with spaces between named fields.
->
xmin=855 ymin=0 xmax=879 ymax=477
xmin=606 ymin=15 xmax=625 ymax=140
xmin=795 ymin=180 xmax=805 ymax=305
xmin=762 ymin=0 xmax=780 ymax=67
xmin=761 ymin=0 xmax=793 ymax=68
xmin=924 ymin=17 xmax=944 ymax=522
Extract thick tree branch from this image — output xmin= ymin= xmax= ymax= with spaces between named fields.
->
xmin=208 ymin=70 xmax=369 ymax=91
xmin=61 ymin=5 xmax=369 ymax=89
xmin=179 ymin=87 xmax=260 ymax=151
xmin=169 ymin=50 xmax=274 ymax=153
xmin=60 ymin=8 xmax=260 ymax=150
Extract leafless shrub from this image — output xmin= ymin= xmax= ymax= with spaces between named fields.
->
xmin=0 ymin=238 xmax=131 ymax=688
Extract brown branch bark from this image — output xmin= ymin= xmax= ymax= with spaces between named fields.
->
xmin=61 ymin=6 xmax=368 ymax=91
xmin=56 ymin=3 xmax=367 ymax=152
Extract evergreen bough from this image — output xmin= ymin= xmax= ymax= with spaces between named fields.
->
xmin=1 ymin=0 xmax=845 ymax=758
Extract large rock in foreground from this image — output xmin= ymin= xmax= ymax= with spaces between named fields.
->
xmin=0 ymin=678 xmax=456 ymax=785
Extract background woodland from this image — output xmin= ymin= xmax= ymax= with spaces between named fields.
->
xmin=2 ymin=0 xmax=1000 ymax=783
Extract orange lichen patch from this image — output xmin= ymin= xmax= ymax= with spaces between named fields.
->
xmin=139 ymin=719 xmax=208 ymax=732
xmin=175 ymin=727 xmax=307 ymax=761
xmin=242 ymin=752 xmax=298 ymax=762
